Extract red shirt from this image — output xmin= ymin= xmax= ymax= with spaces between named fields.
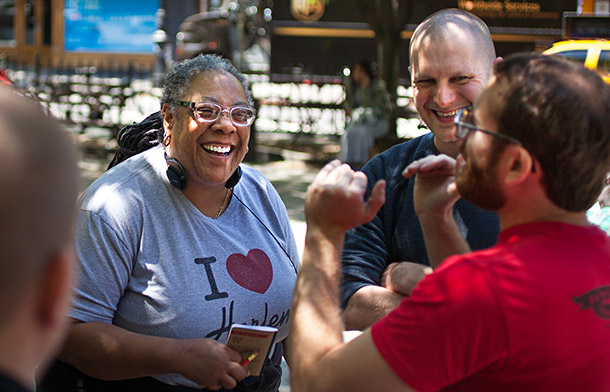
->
xmin=371 ymin=222 xmax=610 ymax=391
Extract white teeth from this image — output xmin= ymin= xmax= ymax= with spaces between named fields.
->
xmin=203 ymin=145 xmax=231 ymax=154
xmin=436 ymin=109 xmax=460 ymax=118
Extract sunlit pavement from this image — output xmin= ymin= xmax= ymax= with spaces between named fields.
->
xmin=249 ymin=159 xmax=318 ymax=257
xmin=241 ymin=160 xmax=320 ymax=392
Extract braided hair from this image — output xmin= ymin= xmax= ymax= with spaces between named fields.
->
xmin=107 ymin=54 xmax=252 ymax=169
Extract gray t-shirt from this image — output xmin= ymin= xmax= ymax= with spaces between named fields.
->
xmin=72 ymin=146 xmax=299 ymax=387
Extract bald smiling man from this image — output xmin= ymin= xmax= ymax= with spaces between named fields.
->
xmin=0 ymin=87 xmax=78 ymax=391
xmin=341 ymin=9 xmax=501 ymax=330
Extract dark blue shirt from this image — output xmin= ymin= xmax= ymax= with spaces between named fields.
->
xmin=341 ymin=133 xmax=500 ymax=308
xmin=0 ymin=372 xmax=28 ymax=392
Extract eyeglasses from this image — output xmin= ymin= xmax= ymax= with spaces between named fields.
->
xmin=454 ymin=107 xmax=536 ymax=173
xmin=454 ymin=107 xmax=525 ymax=146
xmin=176 ymin=101 xmax=256 ymax=127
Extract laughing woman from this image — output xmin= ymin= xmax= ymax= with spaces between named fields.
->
xmin=39 ymin=55 xmax=299 ymax=392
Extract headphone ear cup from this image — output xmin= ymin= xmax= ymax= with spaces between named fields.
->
xmin=166 ymin=165 xmax=186 ymax=190
xmin=164 ymin=153 xmax=187 ymax=190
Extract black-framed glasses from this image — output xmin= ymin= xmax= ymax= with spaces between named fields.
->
xmin=176 ymin=101 xmax=256 ymax=127
xmin=454 ymin=107 xmax=523 ymax=145
xmin=454 ymin=107 xmax=536 ymax=173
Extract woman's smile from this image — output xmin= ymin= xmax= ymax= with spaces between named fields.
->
xmin=202 ymin=143 xmax=232 ymax=156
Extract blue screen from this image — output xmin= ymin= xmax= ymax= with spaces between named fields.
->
xmin=64 ymin=0 xmax=159 ymax=53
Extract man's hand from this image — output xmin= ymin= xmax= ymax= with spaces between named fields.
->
xmin=305 ymin=160 xmax=386 ymax=238
xmin=402 ymin=154 xmax=460 ymax=217
xmin=343 ymin=262 xmax=433 ymax=330
xmin=403 ymin=155 xmax=470 ymax=269
xmin=343 ymin=286 xmax=405 ymax=330
xmin=381 ymin=262 xmax=433 ymax=296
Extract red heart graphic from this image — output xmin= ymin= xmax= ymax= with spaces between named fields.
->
xmin=226 ymin=249 xmax=273 ymax=294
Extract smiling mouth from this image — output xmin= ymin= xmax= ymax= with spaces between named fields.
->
xmin=434 ymin=109 xmax=461 ymax=118
xmin=203 ymin=144 xmax=232 ymax=156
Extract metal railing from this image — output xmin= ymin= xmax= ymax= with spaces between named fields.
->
xmin=3 ymin=61 xmax=421 ymax=141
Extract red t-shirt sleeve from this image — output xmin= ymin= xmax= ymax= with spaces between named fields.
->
xmin=371 ymin=256 xmax=509 ymax=391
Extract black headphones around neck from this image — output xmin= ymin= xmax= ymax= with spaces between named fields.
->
xmin=225 ymin=166 xmax=242 ymax=188
xmin=165 ymin=153 xmax=187 ymax=190
xmin=163 ymin=152 xmax=295 ymax=274
xmin=164 ymin=152 xmax=241 ymax=190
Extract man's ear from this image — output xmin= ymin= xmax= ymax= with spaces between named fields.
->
xmin=494 ymin=57 xmax=503 ymax=67
xmin=502 ymin=145 xmax=534 ymax=186
xmin=36 ymin=248 xmax=73 ymax=329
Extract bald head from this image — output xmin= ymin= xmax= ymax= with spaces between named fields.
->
xmin=407 ymin=9 xmax=497 ymax=157
xmin=410 ymin=9 xmax=496 ymax=71
xmin=0 ymin=86 xmax=79 ymax=320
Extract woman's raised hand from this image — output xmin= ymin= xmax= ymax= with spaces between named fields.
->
xmin=173 ymin=338 xmax=249 ymax=390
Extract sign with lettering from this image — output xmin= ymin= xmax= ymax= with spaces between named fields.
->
xmin=270 ymin=0 xmax=577 ymax=76
xmin=563 ymin=12 xmax=610 ymax=39
xmin=275 ymin=0 xmax=576 ymax=30
xmin=455 ymin=0 xmax=575 ymax=28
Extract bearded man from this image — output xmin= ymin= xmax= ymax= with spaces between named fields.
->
xmin=289 ymin=53 xmax=610 ymax=391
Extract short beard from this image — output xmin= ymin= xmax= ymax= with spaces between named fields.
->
xmin=456 ymin=143 xmax=507 ymax=211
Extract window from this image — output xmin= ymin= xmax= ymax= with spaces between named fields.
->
xmin=0 ymin=0 xmax=15 ymax=47
xmin=554 ymin=49 xmax=588 ymax=65
xmin=43 ymin=0 xmax=51 ymax=45
xmin=25 ymin=0 xmax=36 ymax=45
xmin=597 ymin=50 xmax=610 ymax=79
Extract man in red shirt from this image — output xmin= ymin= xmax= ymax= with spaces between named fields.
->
xmin=289 ymin=53 xmax=610 ymax=391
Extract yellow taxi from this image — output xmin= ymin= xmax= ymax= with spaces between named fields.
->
xmin=543 ymin=40 xmax=610 ymax=83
